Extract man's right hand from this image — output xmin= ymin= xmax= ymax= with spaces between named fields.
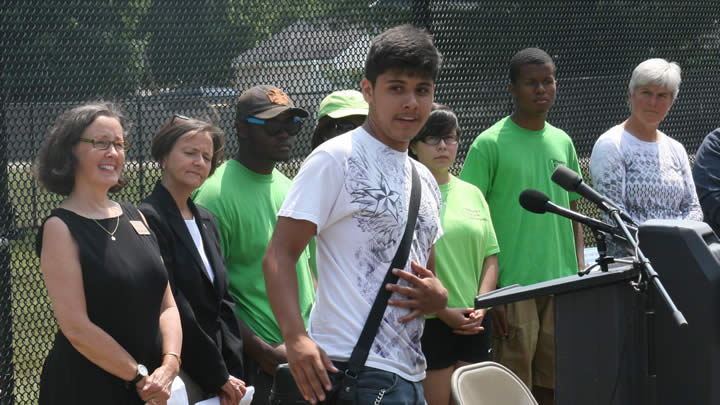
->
xmin=386 ymin=261 xmax=448 ymax=322
xmin=285 ymin=333 xmax=338 ymax=405
xmin=491 ymin=304 xmax=509 ymax=337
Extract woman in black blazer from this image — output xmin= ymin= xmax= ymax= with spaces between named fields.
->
xmin=140 ymin=115 xmax=247 ymax=405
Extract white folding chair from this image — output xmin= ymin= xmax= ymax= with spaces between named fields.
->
xmin=450 ymin=361 xmax=538 ymax=405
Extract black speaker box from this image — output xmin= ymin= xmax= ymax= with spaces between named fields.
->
xmin=639 ymin=219 xmax=720 ymax=405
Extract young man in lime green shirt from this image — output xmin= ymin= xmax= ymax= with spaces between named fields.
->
xmin=460 ymin=48 xmax=584 ymax=405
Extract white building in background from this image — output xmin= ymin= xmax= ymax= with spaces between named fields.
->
xmin=232 ymin=20 xmax=370 ymax=104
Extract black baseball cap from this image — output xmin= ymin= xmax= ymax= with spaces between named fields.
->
xmin=236 ymin=85 xmax=309 ymax=121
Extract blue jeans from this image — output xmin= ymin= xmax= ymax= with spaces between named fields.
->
xmin=331 ymin=366 xmax=425 ymax=405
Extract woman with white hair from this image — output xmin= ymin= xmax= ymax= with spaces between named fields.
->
xmin=589 ymin=58 xmax=702 ymax=256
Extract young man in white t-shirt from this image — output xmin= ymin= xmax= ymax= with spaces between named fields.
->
xmin=263 ymin=25 xmax=448 ymax=405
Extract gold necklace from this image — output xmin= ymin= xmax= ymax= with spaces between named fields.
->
xmin=92 ymin=217 xmax=120 ymax=241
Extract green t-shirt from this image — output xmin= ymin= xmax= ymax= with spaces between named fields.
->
xmin=429 ymin=175 xmax=499 ymax=317
xmin=459 ymin=117 xmax=581 ymax=287
xmin=192 ymin=160 xmax=315 ymax=344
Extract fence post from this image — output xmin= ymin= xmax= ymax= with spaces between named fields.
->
xmin=412 ymin=0 xmax=431 ymax=30
xmin=0 ymin=97 xmax=16 ymax=403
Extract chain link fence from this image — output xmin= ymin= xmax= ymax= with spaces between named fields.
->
xmin=1 ymin=1 xmax=719 ymax=402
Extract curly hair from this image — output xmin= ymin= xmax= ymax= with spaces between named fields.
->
xmin=34 ymin=101 xmax=129 ymax=196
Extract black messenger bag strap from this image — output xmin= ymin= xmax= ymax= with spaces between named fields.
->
xmin=342 ymin=161 xmax=422 ymax=383
xmin=268 ymin=163 xmax=422 ymax=405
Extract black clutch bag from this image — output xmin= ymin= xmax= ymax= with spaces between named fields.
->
xmin=270 ymin=362 xmax=355 ymax=405
xmin=269 ymin=364 xmax=307 ymax=404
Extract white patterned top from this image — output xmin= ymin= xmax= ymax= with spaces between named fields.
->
xmin=589 ymin=125 xmax=702 ymax=253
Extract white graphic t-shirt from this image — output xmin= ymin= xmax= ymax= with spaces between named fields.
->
xmin=279 ymin=127 xmax=442 ymax=381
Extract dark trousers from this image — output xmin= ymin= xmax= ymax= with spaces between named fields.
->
xmin=244 ymin=354 xmax=275 ymax=405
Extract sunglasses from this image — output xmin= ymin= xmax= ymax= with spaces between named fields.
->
xmin=420 ymin=135 xmax=459 ymax=146
xmin=77 ymin=138 xmax=132 ymax=151
xmin=171 ymin=113 xmax=190 ymax=124
xmin=246 ymin=117 xmax=303 ymax=136
xmin=333 ymin=122 xmax=360 ymax=133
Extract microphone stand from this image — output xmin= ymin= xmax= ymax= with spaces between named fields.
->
xmin=608 ymin=207 xmax=688 ymax=328
xmin=580 ymin=227 xmax=634 ymax=276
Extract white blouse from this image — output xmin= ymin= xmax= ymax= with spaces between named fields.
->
xmin=184 ymin=218 xmax=215 ymax=283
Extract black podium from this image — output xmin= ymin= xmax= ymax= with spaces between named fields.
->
xmin=477 ymin=219 xmax=720 ymax=405
xmin=476 ymin=264 xmax=654 ymax=405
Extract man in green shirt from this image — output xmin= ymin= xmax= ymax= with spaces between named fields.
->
xmin=193 ymin=85 xmax=316 ymax=405
xmin=459 ymin=48 xmax=584 ymax=405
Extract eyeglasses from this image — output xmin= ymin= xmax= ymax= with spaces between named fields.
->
xmin=333 ymin=122 xmax=360 ymax=133
xmin=246 ymin=116 xmax=303 ymax=136
xmin=420 ymin=135 xmax=458 ymax=146
xmin=77 ymin=138 xmax=132 ymax=151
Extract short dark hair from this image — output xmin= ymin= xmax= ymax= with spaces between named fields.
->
xmin=364 ymin=24 xmax=442 ymax=85
xmin=509 ymin=48 xmax=556 ymax=83
xmin=151 ymin=115 xmax=225 ymax=176
xmin=409 ymin=103 xmax=460 ymax=159
xmin=35 ymin=101 xmax=129 ymax=196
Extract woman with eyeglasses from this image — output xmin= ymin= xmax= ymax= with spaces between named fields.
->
xmin=409 ymin=104 xmax=499 ymax=405
xmin=139 ymin=115 xmax=248 ymax=405
xmin=310 ymin=90 xmax=368 ymax=150
xmin=34 ymin=102 xmax=182 ymax=405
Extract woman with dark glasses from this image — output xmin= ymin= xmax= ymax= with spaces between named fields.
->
xmin=34 ymin=102 xmax=182 ymax=405
xmin=310 ymin=90 xmax=368 ymax=149
xmin=409 ymin=104 xmax=499 ymax=405
xmin=139 ymin=114 xmax=248 ymax=405
xmin=306 ymin=90 xmax=370 ymax=276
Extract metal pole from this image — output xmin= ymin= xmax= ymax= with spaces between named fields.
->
xmin=0 ymin=93 xmax=16 ymax=404
xmin=412 ymin=0 xmax=431 ymax=30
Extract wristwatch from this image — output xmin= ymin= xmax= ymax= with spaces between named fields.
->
xmin=126 ymin=364 xmax=148 ymax=389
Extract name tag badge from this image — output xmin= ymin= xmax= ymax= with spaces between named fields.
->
xmin=129 ymin=220 xmax=151 ymax=235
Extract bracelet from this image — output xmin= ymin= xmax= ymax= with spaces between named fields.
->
xmin=163 ymin=352 xmax=182 ymax=367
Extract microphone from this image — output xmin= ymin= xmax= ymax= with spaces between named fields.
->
xmin=551 ymin=165 xmax=637 ymax=226
xmin=519 ymin=189 xmax=627 ymax=238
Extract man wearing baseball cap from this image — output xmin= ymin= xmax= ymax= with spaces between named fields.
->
xmin=311 ymin=90 xmax=369 ymax=149
xmin=193 ymin=85 xmax=316 ymax=405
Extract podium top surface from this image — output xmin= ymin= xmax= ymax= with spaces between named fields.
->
xmin=475 ymin=263 xmax=638 ymax=308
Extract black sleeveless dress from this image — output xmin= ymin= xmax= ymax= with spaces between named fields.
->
xmin=36 ymin=202 xmax=168 ymax=405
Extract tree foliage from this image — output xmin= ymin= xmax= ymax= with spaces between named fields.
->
xmin=1 ymin=0 xmax=717 ymax=102
xmin=1 ymin=0 xmax=147 ymax=101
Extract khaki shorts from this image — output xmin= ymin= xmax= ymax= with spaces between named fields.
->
xmin=492 ymin=296 xmax=554 ymax=389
